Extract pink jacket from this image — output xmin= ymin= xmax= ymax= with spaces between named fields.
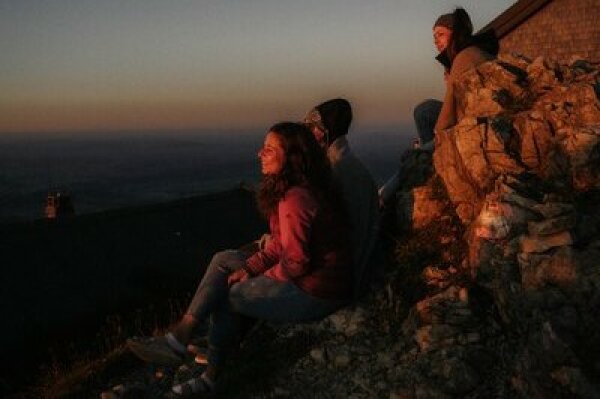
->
xmin=244 ymin=186 xmax=352 ymax=300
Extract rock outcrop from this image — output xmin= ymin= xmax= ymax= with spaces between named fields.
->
xmin=391 ymin=55 xmax=600 ymax=398
xmin=434 ymin=54 xmax=599 ymax=225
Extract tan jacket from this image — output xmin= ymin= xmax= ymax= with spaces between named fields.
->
xmin=434 ymin=46 xmax=493 ymax=132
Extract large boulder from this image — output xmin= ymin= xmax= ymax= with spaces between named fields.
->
xmin=434 ymin=56 xmax=600 ymax=225
xmin=436 ymin=55 xmax=600 ymax=398
xmin=396 ymin=176 xmax=448 ymax=231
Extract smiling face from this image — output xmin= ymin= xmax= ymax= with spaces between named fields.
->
xmin=433 ymin=25 xmax=453 ymax=52
xmin=258 ymin=132 xmax=286 ymax=175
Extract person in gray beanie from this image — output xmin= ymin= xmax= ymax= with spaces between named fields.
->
xmin=433 ymin=7 xmax=498 ymax=131
xmin=304 ymin=98 xmax=381 ymax=299
xmin=379 ymin=7 xmax=498 ymax=207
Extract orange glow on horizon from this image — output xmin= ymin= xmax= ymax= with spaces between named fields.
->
xmin=0 ymin=95 xmax=422 ymax=133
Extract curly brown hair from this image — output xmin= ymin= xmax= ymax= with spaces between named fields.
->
xmin=256 ymin=122 xmax=339 ymax=219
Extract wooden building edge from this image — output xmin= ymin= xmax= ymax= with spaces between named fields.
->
xmin=479 ymin=0 xmax=600 ymax=64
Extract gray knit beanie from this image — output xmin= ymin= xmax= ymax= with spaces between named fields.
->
xmin=434 ymin=13 xmax=454 ymax=29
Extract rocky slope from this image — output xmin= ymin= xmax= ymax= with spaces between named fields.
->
xmin=263 ymin=54 xmax=600 ymax=398
xmin=393 ymin=55 xmax=599 ymax=398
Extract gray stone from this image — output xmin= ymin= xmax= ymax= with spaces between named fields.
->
xmin=528 ymin=214 xmax=576 ymax=236
xmin=520 ymin=231 xmax=572 ymax=253
xmin=334 ymin=353 xmax=351 ymax=368
xmin=377 ymin=352 xmax=394 ymax=368
xmin=414 ymin=385 xmax=451 ymax=399
xmin=551 ymin=367 xmax=600 ymax=398
xmin=532 ymin=202 xmax=575 ymax=219
xmin=310 ymin=348 xmax=327 ymax=364
xmin=439 ymin=358 xmax=480 ymax=395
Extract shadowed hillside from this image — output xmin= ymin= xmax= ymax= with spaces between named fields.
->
xmin=0 ymin=188 xmax=265 ymax=396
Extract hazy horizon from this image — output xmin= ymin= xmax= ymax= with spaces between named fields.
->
xmin=0 ymin=121 xmax=415 ymax=138
xmin=1 ymin=1 xmax=516 ymax=134
xmin=0 ymin=130 xmax=411 ymax=221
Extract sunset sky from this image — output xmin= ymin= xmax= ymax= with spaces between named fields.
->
xmin=1 ymin=0 xmax=516 ymax=134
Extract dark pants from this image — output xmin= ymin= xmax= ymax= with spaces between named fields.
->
xmin=413 ymin=99 xmax=443 ymax=144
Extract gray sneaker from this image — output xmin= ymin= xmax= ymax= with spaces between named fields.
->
xmin=127 ymin=335 xmax=185 ymax=366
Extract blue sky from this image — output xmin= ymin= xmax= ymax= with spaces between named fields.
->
xmin=0 ymin=0 xmax=516 ymax=133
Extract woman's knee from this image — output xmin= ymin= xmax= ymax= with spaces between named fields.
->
xmin=209 ymin=250 xmax=245 ymax=273
xmin=228 ymin=278 xmax=276 ymax=315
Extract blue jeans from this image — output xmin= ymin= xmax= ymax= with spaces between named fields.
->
xmin=413 ymin=99 xmax=442 ymax=144
xmin=185 ymin=250 xmax=346 ymax=367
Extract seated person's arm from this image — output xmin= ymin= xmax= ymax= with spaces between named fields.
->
xmin=277 ymin=189 xmax=317 ymax=279
xmin=434 ymin=77 xmax=456 ymax=132
xmin=244 ymin=225 xmax=281 ymax=276
xmin=434 ymin=48 xmax=489 ymax=133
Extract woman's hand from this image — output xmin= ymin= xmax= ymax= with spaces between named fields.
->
xmin=228 ymin=269 xmax=250 ymax=286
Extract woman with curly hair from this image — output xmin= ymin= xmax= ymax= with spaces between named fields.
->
xmin=128 ymin=122 xmax=352 ymax=396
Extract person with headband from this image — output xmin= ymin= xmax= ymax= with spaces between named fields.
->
xmin=379 ymin=8 xmax=498 ymax=207
xmin=304 ymin=98 xmax=381 ymax=300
